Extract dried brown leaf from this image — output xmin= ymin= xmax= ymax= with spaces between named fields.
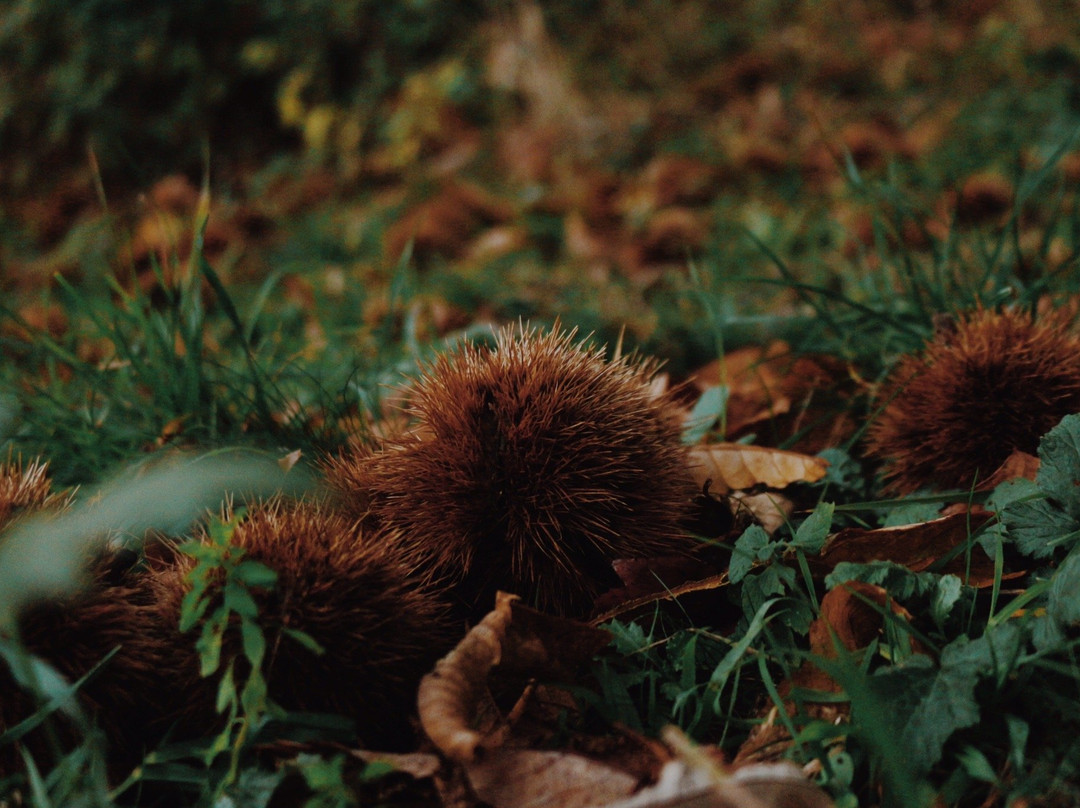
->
xmin=418 ymin=592 xmax=517 ymax=763
xmin=814 ymin=511 xmax=998 ymax=584
xmin=975 ymin=449 xmax=1040 ymax=490
xmin=418 ymin=593 xmax=612 ymax=763
xmin=604 ymin=749 xmax=834 ymax=807
xmin=689 ymin=444 xmax=828 ymax=494
xmin=467 ymin=749 xmax=638 ymax=808
xmin=813 ymin=581 xmax=919 ymax=657
xmin=729 ymin=491 xmax=795 ymax=536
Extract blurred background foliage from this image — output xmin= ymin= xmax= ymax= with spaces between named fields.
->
xmin=3 ymin=0 xmax=1080 ymax=485
xmin=0 ymin=0 xmax=486 ymax=188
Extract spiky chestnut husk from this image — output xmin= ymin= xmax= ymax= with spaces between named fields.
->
xmin=0 ymin=462 xmax=182 ymax=777
xmin=0 ymin=457 xmax=63 ymax=531
xmin=154 ymin=499 xmax=456 ymax=751
xmin=324 ymin=325 xmax=700 ymax=619
xmin=0 ymin=558 xmax=193 ymax=778
xmin=865 ymin=307 xmax=1080 ymax=494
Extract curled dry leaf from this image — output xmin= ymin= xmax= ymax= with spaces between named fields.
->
xmin=689 ymin=444 xmax=828 ymax=495
xmin=811 ymin=581 xmax=923 ymax=660
xmin=418 ymin=592 xmax=613 ymax=763
xmin=418 ymin=591 xmax=517 ymax=763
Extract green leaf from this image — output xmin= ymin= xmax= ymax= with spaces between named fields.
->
xmin=1004 ymin=497 xmax=1079 ymax=559
xmin=902 ymin=623 xmax=1024 ymax=773
xmin=221 ymin=766 xmax=286 ymax=808
xmin=730 ymin=525 xmax=770 ymax=583
xmin=234 ymin=559 xmax=278 ymax=588
xmin=224 ymin=581 xmax=260 ymax=619
xmin=826 ymin=561 xmax=942 ymax=601
xmin=241 ymin=666 xmax=269 ymax=715
xmin=985 ymin=477 xmax=1040 ymax=512
xmin=956 ymin=745 xmax=997 ymax=783
xmin=741 ymin=564 xmax=796 ymax=625
xmin=1036 ymin=413 xmax=1080 ymax=517
xmin=683 ymin=385 xmax=729 ymax=444
xmin=931 ymin=575 xmax=963 ymax=629
xmin=217 ymin=660 xmax=237 ymax=713
xmin=198 ymin=615 xmax=225 ymax=676
xmin=881 ymin=500 xmax=943 ymax=528
xmin=240 ymin=616 xmax=267 ymax=668
xmin=1048 ymin=551 xmax=1080 ymax=630
xmin=282 ymin=627 xmax=326 ymax=656
xmin=1005 ymin=714 xmax=1029 ymax=771
xmin=792 ymin=501 xmax=834 ymax=554
xmin=709 ymin=597 xmax=778 ymax=707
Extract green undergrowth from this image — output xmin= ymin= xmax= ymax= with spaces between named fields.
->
xmin=4 ymin=107 xmax=1080 ymax=808
xmin=580 ymin=415 xmax=1080 ymax=807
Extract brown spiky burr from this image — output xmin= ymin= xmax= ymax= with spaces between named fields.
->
xmin=865 ymin=307 xmax=1080 ymax=494
xmin=155 ymin=498 xmax=456 ymax=751
xmin=1 ymin=558 xmax=190 ymax=777
xmin=0 ymin=460 xmax=182 ymax=777
xmin=325 ymin=324 xmax=700 ymax=618
xmin=0 ymin=457 xmax=63 ymax=531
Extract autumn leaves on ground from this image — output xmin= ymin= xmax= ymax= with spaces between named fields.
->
xmin=3 ymin=1 xmax=1080 ymax=806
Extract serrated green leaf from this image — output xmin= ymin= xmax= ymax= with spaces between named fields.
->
xmin=1048 ymin=551 xmax=1080 ymax=629
xmin=740 ymin=563 xmax=795 ymax=626
xmin=1004 ymin=496 xmax=1080 ymax=559
xmin=1037 ymin=414 xmax=1080 ymax=517
xmin=826 ymin=561 xmax=941 ymax=601
xmin=902 ymin=623 xmax=1024 ymax=773
xmin=985 ymin=477 xmax=1040 ymax=512
xmin=931 ymin=575 xmax=963 ymax=628
xmin=730 ymin=524 xmax=770 ymax=583
xmin=792 ymin=501 xmax=834 ymax=553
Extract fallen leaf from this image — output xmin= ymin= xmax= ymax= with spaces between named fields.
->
xmin=689 ymin=444 xmax=828 ymax=494
xmin=729 ymin=491 xmax=795 ymax=535
xmin=418 ymin=592 xmax=517 ymax=763
xmin=790 ymin=581 xmax=928 ymax=700
xmin=605 ymin=728 xmax=834 ymax=808
xmin=350 ymin=749 xmax=442 ymax=779
xmin=813 ymin=511 xmax=1010 ymax=587
xmin=467 ymin=749 xmax=638 ymax=808
xmin=384 ymin=181 xmax=514 ymax=265
xmin=418 ymin=592 xmax=612 ymax=763
xmin=975 ymin=449 xmax=1040 ymax=490
xmin=687 ymin=344 xmax=859 ymax=453
xmin=593 ymin=562 xmax=734 ymax=627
